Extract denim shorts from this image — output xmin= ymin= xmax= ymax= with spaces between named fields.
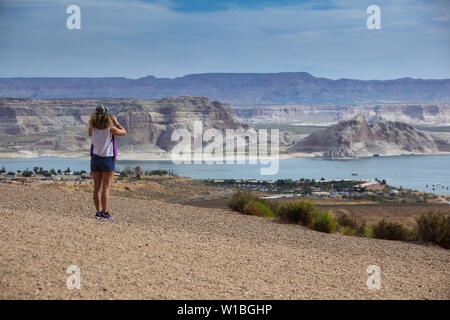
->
xmin=90 ymin=154 xmax=115 ymax=172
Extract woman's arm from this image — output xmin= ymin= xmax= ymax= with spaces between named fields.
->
xmin=110 ymin=115 xmax=127 ymax=136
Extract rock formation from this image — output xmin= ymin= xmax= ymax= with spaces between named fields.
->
xmin=0 ymin=96 xmax=243 ymax=155
xmin=288 ymin=115 xmax=450 ymax=158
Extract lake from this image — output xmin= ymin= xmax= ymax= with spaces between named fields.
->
xmin=1 ymin=154 xmax=450 ymax=195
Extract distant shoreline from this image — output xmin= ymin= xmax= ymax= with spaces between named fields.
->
xmin=1 ymin=150 xmax=450 ymax=160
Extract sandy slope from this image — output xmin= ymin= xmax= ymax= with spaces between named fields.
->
xmin=0 ymin=184 xmax=449 ymax=299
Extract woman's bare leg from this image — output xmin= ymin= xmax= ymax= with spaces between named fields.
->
xmin=92 ymin=171 xmax=103 ymax=212
xmin=101 ymin=171 xmax=114 ymax=212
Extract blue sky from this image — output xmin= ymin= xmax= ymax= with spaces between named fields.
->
xmin=0 ymin=0 xmax=449 ymax=80
xmin=158 ymin=0 xmax=331 ymax=12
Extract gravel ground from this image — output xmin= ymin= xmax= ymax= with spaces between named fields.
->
xmin=0 ymin=183 xmax=449 ymax=299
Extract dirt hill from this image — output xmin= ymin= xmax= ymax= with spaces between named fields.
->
xmin=0 ymin=183 xmax=448 ymax=299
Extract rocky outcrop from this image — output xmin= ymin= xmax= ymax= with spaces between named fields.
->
xmin=0 ymin=97 xmax=243 ymax=154
xmin=288 ymin=115 xmax=448 ymax=158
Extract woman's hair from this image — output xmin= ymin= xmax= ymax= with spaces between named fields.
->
xmin=89 ymin=112 xmax=112 ymax=130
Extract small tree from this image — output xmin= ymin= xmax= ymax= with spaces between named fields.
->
xmin=303 ymin=186 xmax=313 ymax=196
xmin=42 ymin=170 xmax=52 ymax=177
xmin=33 ymin=166 xmax=39 ymax=174
xmin=22 ymin=169 xmax=33 ymax=177
xmin=0 ymin=166 xmax=6 ymax=174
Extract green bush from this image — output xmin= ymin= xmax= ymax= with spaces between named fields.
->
xmin=337 ymin=214 xmax=366 ymax=236
xmin=339 ymin=225 xmax=357 ymax=236
xmin=256 ymin=201 xmax=277 ymax=219
xmin=227 ymin=191 xmax=259 ymax=213
xmin=150 ymin=169 xmax=168 ymax=176
xmin=277 ymin=200 xmax=316 ymax=226
xmin=312 ymin=210 xmax=336 ymax=233
xmin=415 ymin=211 xmax=450 ymax=249
xmin=372 ymin=219 xmax=414 ymax=241
xmin=363 ymin=225 xmax=374 ymax=238
xmin=243 ymin=200 xmax=277 ymax=219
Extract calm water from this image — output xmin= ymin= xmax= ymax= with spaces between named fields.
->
xmin=1 ymin=155 xmax=450 ymax=195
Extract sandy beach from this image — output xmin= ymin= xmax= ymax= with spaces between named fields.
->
xmin=0 ymin=150 xmax=316 ymax=160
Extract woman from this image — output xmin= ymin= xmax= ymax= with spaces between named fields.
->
xmin=88 ymin=104 xmax=126 ymax=221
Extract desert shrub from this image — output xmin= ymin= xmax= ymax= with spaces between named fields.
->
xmin=150 ymin=169 xmax=168 ymax=176
xmin=337 ymin=214 xmax=358 ymax=229
xmin=337 ymin=214 xmax=366 ymax=236
xmin=243 ymin=200 xmax=277 ymax=219
xmin=339 ymin=225 xmax=357 ymax=236
xmin=356 ymin=221 xmax=367 ymax=237
xmin=312 ymin=210 xmax=336 ymax=234
xmin=415 ymin=211 xmax=450 ymax=249
xmin=276 ymin=200 xmax=316 ymax=226
xmin=242 ymin=200 xmax=261 ymax=216
xmin=372 ymin=219 xmax=414 ymax=241
xmin=120 ymin=166 xmax=134 ymax=179
xmin=362 ymin=225 xmax=374 ymax=238
xmin=227 ymin=191 xmax=259 ymax=213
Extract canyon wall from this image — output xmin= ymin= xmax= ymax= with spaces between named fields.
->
xmin=234 ymin=104 xmax=450 ymax=126
xmin=0 ymin=97 xmax=243 ymax=155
